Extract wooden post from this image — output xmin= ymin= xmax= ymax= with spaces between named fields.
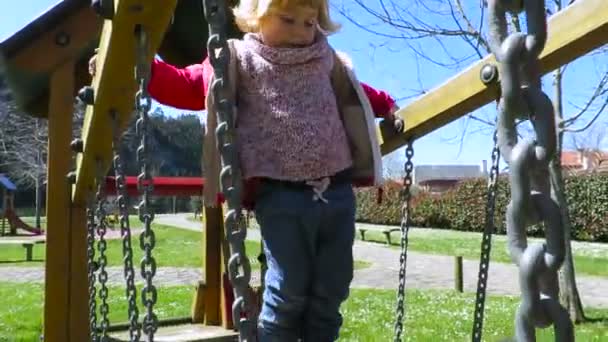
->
xmin=69 ymin=205 xmax=90 ymax=340
xmin=454 ymin=256 xmax=463 ymax=293
xmin=192 ymin=206 xmax=224 ymax=325
xmin=43 ymin=61 xmax=74 ymax=342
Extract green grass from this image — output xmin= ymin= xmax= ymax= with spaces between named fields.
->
xmin=358 ymin=227 xmax=608 ymax=277
xmin=0 ymin=283 xmax=606 ymax=341
xmin=340 ymin=288 xmax=608 ymax=341
xmin=0 ymin=224 xmax=262 ymax=269
xmin=0 ymin=224 xmax=370 ymax=271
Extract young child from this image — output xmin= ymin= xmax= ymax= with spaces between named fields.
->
xmin=90 ymin=0 xmax=402 ymax=340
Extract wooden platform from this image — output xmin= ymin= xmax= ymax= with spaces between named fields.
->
xmin=108 ymin=324 xmax=238 ymax=342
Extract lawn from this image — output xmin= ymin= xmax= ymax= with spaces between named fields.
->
xmin=358 ymin=227 xmax=608 ymax=277
xmin=0 ymin=224 xmax=370 ymax=271
xmin=0 ymin=224 xmax=261 ymax=268
xmin=0 ymin=282 xmax=605 ymax=341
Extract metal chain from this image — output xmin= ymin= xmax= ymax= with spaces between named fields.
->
xmin=95 ymin=161 xmax=111 ymax=340
xmin=135 ymin=26 xmax=158 ymax=341
xmin=86 ymin=201 xmax=99 ymax=342
xmin=471 ymin=132 xmax=500 ymax=342
xmin=202 ymin=0 xmax=254 ymax=340
xmin=393 ymin=142 xmax=414 ymax=342
xmin=487 ymin=1 xmax=573 ymax=340
xmin=111 ymin=111 xmax=141 ymax=342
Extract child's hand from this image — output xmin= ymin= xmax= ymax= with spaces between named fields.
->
xmin=88 ymin=49 xmax=98 ymax=77
xmin=389 ymin=105 xmax=404 ymax=133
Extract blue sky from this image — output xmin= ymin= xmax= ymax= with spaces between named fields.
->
xmin=1 ymin=0 xmax=606 ymax=170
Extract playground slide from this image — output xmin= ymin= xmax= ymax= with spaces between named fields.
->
xmin=4 ymin=208 xmax=43 ymax=235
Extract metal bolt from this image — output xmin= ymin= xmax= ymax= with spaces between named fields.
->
xmin=67 ymin=172 xmax=77 ymax=184
xmin=55 ymin=32 xmax=70 ymax=47
xmin=91 ymin=0 xmax=114 ymax=20
xmin=480 ymin=64 xmax=499 ymax=85
xmin=71 ymin=139 xmax=84 ymax=153
xmin=78 ymin=86 xmax=95 ymax=105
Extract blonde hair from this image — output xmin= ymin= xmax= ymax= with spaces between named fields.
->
xmin=233 ymin=0 xmax=340 ymax=34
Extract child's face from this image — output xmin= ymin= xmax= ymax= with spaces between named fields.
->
xmin=259 ymin=6 xmax=319 ymax=48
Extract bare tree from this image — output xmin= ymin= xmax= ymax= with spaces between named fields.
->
xmin=339 ymin=0 xmax=608 ymax=323
xmin=0 ymin=100 xmax=48 ymax=228
xmin=0 ymin=76 xmax=85 ymax=228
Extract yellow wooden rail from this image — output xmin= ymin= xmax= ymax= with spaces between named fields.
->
xmin=381 ymin=0 xmax=608 ymax=155
xmin=73 ymin=0 xmax=177 ymax=204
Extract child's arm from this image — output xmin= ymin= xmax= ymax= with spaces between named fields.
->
xmin=147 ymin=59 xmax=212 ymax=110
xmin=360 ymin=82 xmax=404 ymax=132
xmin=88 ymin=53 xmax=211 ymax=110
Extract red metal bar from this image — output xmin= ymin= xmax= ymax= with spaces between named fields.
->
xmin=105 ymin=176 xmax=205 ymax=197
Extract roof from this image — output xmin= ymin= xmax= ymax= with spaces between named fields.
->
xmin=0 ymin=174 xmax=17 ymax=191
xmin=561 ymin=151 xmax=583 ymax=168
xmin=0 ymin=0 xmax=88 ymax=60
xmin=561 ymin=150 xmax=608 ymax=169
xmin=0 ymin=0 xmax=242 ymax=118
xmin=413 ymin=165 xmax=483 ymax=184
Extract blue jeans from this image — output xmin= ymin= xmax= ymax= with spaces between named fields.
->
xmin=254 ymin=180 xmax=356 ymax=342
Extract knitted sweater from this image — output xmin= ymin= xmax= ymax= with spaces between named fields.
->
xmin=231 ymin=33 xmax=352 ymax=181
xmin=148 ymin=49 xmax=396 ymax=119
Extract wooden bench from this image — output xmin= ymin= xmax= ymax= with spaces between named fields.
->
xmin=357 ymin=226 xmax=401 ymax=245
xmin=0 ymin=239 xmax=45 ymax=261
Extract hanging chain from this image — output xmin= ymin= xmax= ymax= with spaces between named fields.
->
xmin=487 ymin=1 xmax=572 ymax=340
xmin=202 ymin=0 xmax=255 ymax=340
xmin=86 ymin=200 xmax=99 ymax=342
xmin=393 ymin=142 xmax=414 ymax=342
xmin=471 ymin=132 xmax=500 ymax=342
xmin=135 ymin=26 xmax=159 ymax=341
xmin=111 ymin=111 xmax=141 ymax=341
xmin=95 ymin=160 xmax=111 ymax=340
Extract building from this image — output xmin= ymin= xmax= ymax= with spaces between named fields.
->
xmin=561 ymin=150 xmax=608 ymax=174
xmin=413 ymin=162 xmax=487 ymax=193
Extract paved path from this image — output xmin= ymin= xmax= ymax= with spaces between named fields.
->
xmin=1 ymin=214 xmax=607 ymax=309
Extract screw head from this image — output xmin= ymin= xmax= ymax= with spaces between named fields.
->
xmin=480 ymin=64 xmax=498 ymax=85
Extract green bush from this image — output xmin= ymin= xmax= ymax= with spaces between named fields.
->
xmin=356 ymin=174 xmax=608 ymax=242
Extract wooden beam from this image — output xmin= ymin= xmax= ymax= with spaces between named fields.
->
xmin=68 ymin=205 xmax=89 ymax=341
xmin=73 ymin=0 xmax=178 ymax=205
xmin=11 ymin=7 xmax=101 ymax=73
xmin=191 ymin=206 xmax=224 ymax=325
xmin=380 ymin=0 xmax=608 ymax=155
xmin=43 ymin=61 xmax=75 ymax=342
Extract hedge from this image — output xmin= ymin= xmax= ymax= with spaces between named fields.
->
xmin=355 ymin=174 xmax=608 ymax=242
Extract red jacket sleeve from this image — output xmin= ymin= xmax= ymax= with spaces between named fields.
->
xmin=147 ymin=58 xmax=213 ymax=111
xmin=360 ymin=82 xmax=396 ymax=118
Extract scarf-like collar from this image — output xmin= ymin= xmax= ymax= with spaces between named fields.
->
xmin=243 ymin=32 xmax=331 ymax=65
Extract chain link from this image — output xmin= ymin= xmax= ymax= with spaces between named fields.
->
xmin=111 ymin=111 xmax=141 ymax=342
xmin=471 ymin=132 xmax=500 ymax=342
xmin=134 ymin=26 xmax=158 ymax=341
xmin=86 ymin=200 xmax=99 ymax=342
xmin=488 ymin=1 xmax=573 ymax=340
xmin=202 ymin=0 xmax=255 ymax=340
xmin=393 ymin=142 xmax=414 ymax=342
xmin=95 ymin=160 xmax=111 ymax=340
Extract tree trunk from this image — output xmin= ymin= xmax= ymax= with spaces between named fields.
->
xmin=35 ymin=172 xmax=42 ymax=230
xmin=551 ymin=64 xmax=586 ymax=323
xmin=34 ymin=121 xmax=43 ymax=230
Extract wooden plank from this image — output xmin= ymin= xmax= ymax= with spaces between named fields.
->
xmin=69 ymin=205 xmax=89 ymax=341
xmin=198 ymin=207 xmax=224 ymax=325
xmin=10 ymin=7 xmax=101 ymax=73
xmin=108 ymin=323 xmax=238 ymax=341
xmin=380 ymin=0 xmax=608 ymax=155
xmin=72 ymin=0 xmax=178 ymax=205
xmin=43 ymin=61 xmax=75 ymax=342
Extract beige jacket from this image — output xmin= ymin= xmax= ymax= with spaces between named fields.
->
xmin=202 ymin=40 xmax=383 ymax=207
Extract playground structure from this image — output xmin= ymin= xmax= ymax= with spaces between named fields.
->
xmin=0 ymin=0 xmax=606 ymax=341
xmin=0 ymin=174 xmax=43 ymax=236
